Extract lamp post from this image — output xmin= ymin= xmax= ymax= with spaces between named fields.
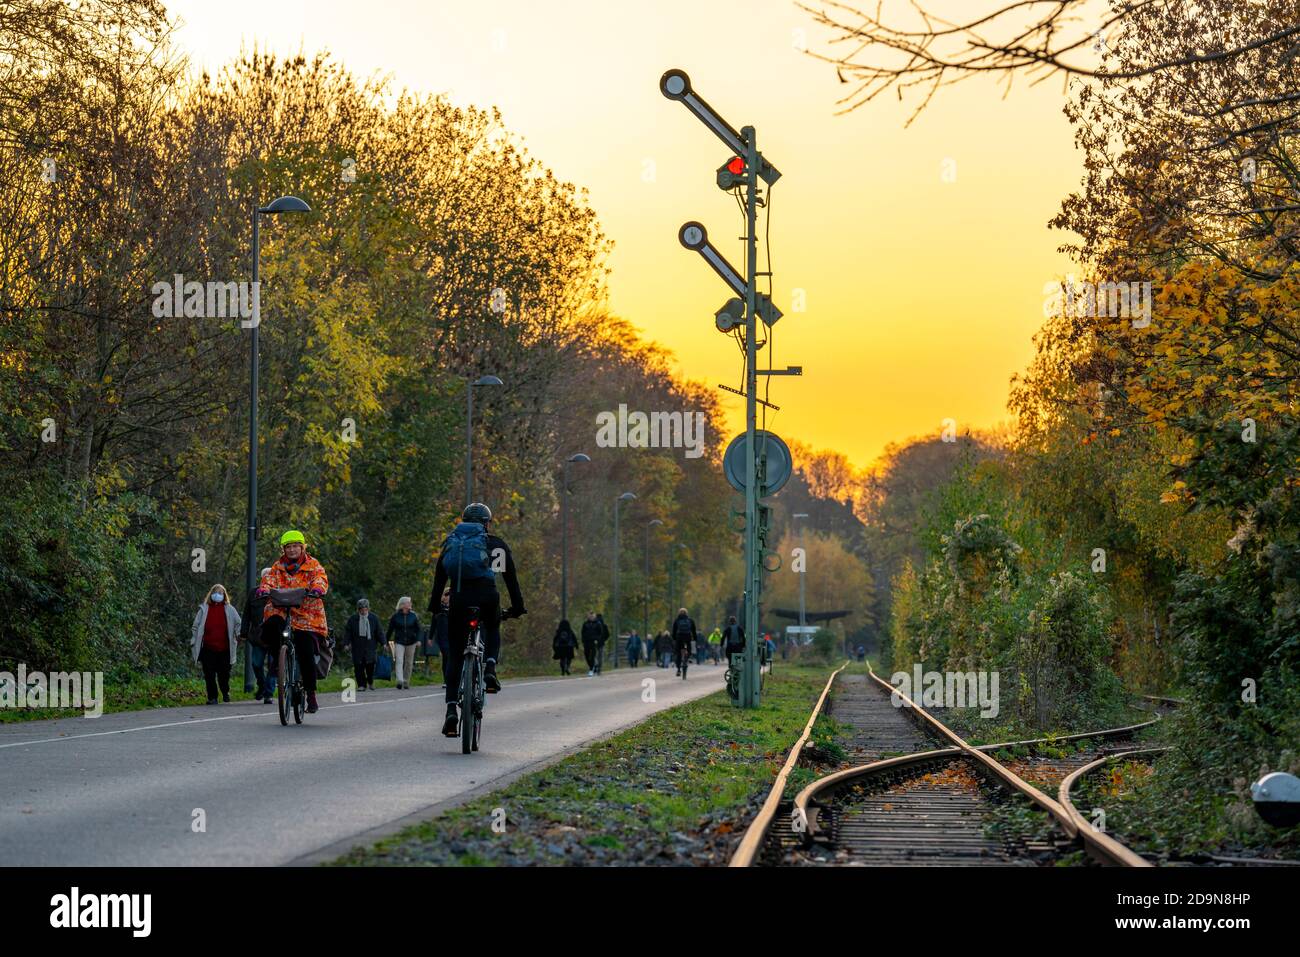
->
xmin=245 ymin=194 xmax=311 ymax=692
xmin=643 ymin=518 xmax=663 ymax=646
xmin=465 ymin=375 xmax=502 ymax=505
xmin=560 ymin=453 xmax=591 ymax=624
xmin=612 ymin=491 xmax=636 ymax=670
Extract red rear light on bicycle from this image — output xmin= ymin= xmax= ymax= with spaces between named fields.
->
xmin=469 ymin=619 xmax=478 ymax=628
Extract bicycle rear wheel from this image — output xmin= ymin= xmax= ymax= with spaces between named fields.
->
xmin=460 ymin=659 xmax=477 ymax=754
xmin=277 ymin=645 xmax=290 ymax=725
xmin=472 ymin=667 xmax=482 ymax=752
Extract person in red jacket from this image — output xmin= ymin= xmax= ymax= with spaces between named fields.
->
xmin=257 ymin=530 xmax=330 ymax=713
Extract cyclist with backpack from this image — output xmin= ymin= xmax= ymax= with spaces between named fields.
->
xmin=255 ymin=531 xmax=330 ymax=714
xmin=670 ymin=607 xmax=697 ymax=678
xmin=428 ymin=503 xmax=526 ymax=737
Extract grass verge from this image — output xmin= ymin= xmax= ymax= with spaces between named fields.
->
xmin=331 ymin=662 xmax=839 ymax=866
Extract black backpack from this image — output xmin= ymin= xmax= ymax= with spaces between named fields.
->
xmin=673 ymin=616 xmax=693 ymax=641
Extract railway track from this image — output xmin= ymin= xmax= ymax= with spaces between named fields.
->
xmin=733 ymin=663 xmax=1161 ymax=867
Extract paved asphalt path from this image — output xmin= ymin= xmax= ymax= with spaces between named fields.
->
xmin=0 ymin=664 xmax=725 ymax=865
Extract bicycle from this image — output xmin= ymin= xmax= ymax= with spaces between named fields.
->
xmin=725 ymin=650 xmax=742 ymax=700
xmin=270 ymin=588 xmax=307 ymax=726
xmin=676 ymin=642 xmax=690 ymax=679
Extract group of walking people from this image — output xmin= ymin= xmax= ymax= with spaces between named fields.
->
xmin=191 ymin=576 xmax=451 ymax=708
xmin=551 ymin=611 xmax=610 ymax=676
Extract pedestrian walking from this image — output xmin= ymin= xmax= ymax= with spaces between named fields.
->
xmin=626 ymin=630 xmax=641 ymax=667
xmin=722 ymin=615 xmax=745 ymax=661
xmin=191 ymin=583 xmax=241 ymax=704
xmin=707 ymin=625 xmax=722 ymax=665
xmin=553 ymin=619 xmax=579 ymax=675
xmin=240 ymin=568 xmax=274 ymax=702
xmin=581 ymin=612 xmax=603 ymax=675
xmin=345 ymin=598 xmax=386 ymax=691
xmin=387 ymin=596 xmax=421 ymax=689
xmin=434 ymin=588 xmax=450 ymax=688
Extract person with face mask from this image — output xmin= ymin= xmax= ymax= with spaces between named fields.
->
xmin=191 ymin=584 xmax=241 ymax=704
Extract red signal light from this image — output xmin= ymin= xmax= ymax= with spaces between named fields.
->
xmin=726 ymin=156 xmax=745 ymax=175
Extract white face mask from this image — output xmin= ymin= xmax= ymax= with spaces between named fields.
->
xmin=211 ymin=593 xmax=224 ymax=603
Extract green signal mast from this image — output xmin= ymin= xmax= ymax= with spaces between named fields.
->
xmin=661 ymin=69 xmax=800 ymax=707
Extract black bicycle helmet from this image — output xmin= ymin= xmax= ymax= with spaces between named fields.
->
xmin=462 ymin=502 xmax=492 ymax=523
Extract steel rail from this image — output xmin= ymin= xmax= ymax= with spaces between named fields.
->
xmin=793 ymin=714 xmax=1161 ymax=839
xmin=1058 ymin=746 xmax=1169 ymax=866
xmin=733 ymin=661 xmax=1162 ymax=867
xmin=728 ymin=661 xmax=848 ymax=867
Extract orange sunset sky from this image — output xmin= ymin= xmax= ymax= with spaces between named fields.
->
xmin=168 ymin=0 xmax=1090 ymax=472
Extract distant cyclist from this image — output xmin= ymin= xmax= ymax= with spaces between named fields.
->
xmin=428 ymin=503 xmax=526 ymax=737
xmin=256 ymin=531 xmax=330 ymax=714
xmin=671 ymin=607 xmax=697 ymax=677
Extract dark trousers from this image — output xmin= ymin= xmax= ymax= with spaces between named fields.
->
xmin=445 ymin=590 xmax=500 ymax=707
xmin=675 ymin=640 xmax=691 ymax=672
xmin=353 ymin=659 xmax=375 ymax=688
xmin=627 ymin=649 xmax=640 ymax=667
xmin=558 ymin=651 xmax=574 ymax=674
xmin=199 ymin=646 xmax=230 ymax=700
xmin=264 ymin=616 xmax=320 ymax=693
xmin=583 ymin=641 xmax=598 ymax=671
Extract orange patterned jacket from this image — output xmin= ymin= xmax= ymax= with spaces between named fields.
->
xmin=260 ymin=552 xmax=330 ymax=636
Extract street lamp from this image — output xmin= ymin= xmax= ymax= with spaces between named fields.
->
xmin=643 ymin=518 xmax=664 ymax=649
xmin=612 ymin=491 xmax=637 ymax=670
xmin=465 ymin=374 xmax=503 ymax=505
xmin=245 ymin=194 xmax=311 ymax=692
xmin=560 ymin=452 xmax=591 ymax=623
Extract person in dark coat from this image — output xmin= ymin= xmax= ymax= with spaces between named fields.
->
xmin=387 ymin=597 xmax=421 ymax=689
xmin=240 ymin=567 xmax=274 ymax=702
xmin=553 ymin=619 xmax=578 ymax=675
xmin=345 ymin=598 xmax=385 ymax=691
xmin=434 ymin=588 xmax=450 ymax=689
xmin=625 ymin=629 xmax=641 ymax=667
xmin=580 ymin=612 xmax=603 ymax=676
xmin=670 ymin=608 xmax=698 ymax=676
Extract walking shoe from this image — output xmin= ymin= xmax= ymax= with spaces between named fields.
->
xmin=222 ymin=693 xmax=231 ymax=703
xmin=206 ymin=697 xmax=216 ymax=705
xmin=307 ymin=693 xmax=319 ymax=714
xmin=587 ymin=669 xmax=594 ymax=676
xmin=263 ymin=695 xmax=274 ymax=704
xmin=442 ymin=706 xmax=459 ymax=737
xmin=484 ymin=662 xmax=501 ymax=694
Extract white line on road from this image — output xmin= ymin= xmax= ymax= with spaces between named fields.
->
xmin=0 ymin=676 xmax=590 ymax=750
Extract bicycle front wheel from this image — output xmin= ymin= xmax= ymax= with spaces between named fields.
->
xmin=292 ymin=654 xmax=304 ymax=724
xmin=277 ymin=645 xmax=290 ymax=725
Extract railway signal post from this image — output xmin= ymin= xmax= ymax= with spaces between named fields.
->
xmin=661 ymin=68 xmax=793 ymax=707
